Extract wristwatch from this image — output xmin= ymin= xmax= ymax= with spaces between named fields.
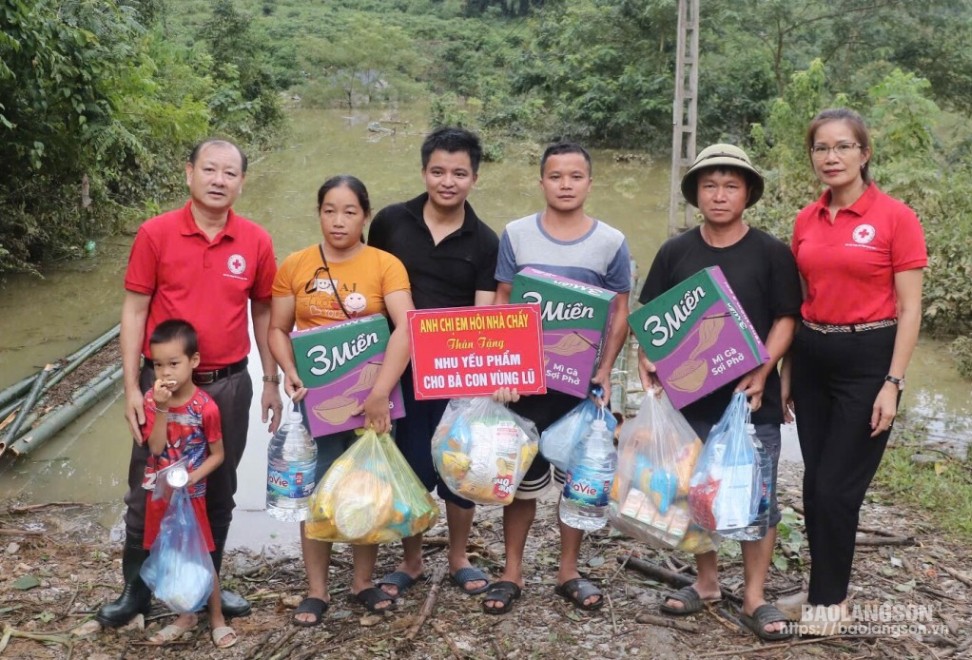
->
xmin=884 ymin=374 xmax=905 ymax=390
xmin=262 ymin=372 xmax=281 ymax=384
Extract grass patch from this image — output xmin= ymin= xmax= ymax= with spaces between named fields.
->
xmin=871 ymin=424 xmax=972 ymax=542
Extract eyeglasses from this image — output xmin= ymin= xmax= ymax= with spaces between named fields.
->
xmin=810 ymin=143 xmax=863 ymax=159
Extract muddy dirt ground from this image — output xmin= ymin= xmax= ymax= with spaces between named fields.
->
xmin=1 ymin=461 xmax=970 ymax=660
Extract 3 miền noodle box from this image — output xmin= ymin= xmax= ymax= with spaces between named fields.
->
xmin=290 ymin=314 xmax=404 ymax=437
xmin=510 ymin=267 xmax=620 ymax=398
xmin=628 ymin=266 xmax=769 ymax=409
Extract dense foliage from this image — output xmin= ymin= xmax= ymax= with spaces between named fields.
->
xmin=3 ymin=0 xmax=971 ymax=342
xmin=0 ymin=0 xmax=282 ymax=274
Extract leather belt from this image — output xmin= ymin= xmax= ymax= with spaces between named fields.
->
xmin=802 ymin=319 xmax=897 ymax=334
xmin=192 ymin=358 xmax=248 ymax=385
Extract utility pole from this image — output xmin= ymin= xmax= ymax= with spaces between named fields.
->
xmin=668 ymin=0 xmax=700 ymax=236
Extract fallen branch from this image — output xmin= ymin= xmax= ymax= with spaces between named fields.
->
xmin=855 ymin=533 xmax=914 ymax=546
xmin=634 ymin=612 xmax=700 ymax=633
xmin=605 ymin=591 xmax=619 ymax=636
xmin=939 ymin=565 xmax=972 ymax=589
xmin=62 ymin=578 xmax=80 ymax=617
xmin=244 ymin=629 xmax=275 ymax=660
xmin=0 ymin=624 xmax=73 ymax=655
xmin=619 ymin=554 xmax=742 ymax=604
xmin=857 ymin=524 xmax=911 ymax=538
xmin=620 ymin=554 xmax=694 ymax=589
xmin=405 ymin=565 xmax=446 ymax=642
xmin=431 ymin=620 xmax=465 ymax=659
xmin=0 ymin=528 xmax=44 ymax=536
xmin=258 ymin=628 xmax=297 ymax=660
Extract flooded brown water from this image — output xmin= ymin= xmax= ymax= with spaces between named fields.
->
xmin=0 ymin=107 xmax=968 ymax=549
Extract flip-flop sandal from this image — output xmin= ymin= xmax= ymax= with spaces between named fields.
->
xmin=738 ymin=603 xmax=794 ymax=641
xmin=376 ymin=571 xmax=424 ymax=598
xmin=482 ymin=580 xmax=521 ymax=615
xmin=555 ymin=577 xmax=604 ymax=611
xmin=292 ymin=596 xmax=329 ymax=627
xmin=351 ymin=587 xmax=397 ymax=613
xmin=211 ymin=625 xmax=238 ymax=649
xmin=147 ymin=615 xmax=198 ymax=645
xmin=659 ymin=585 xmax=721 ymax=616
xmin=450 ymin=567 xmax=491 ymax=595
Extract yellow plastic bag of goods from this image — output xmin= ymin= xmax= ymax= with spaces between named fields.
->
xmin=305 ymin=430 xmax=439 ymax=544
xmin=432 ymin=397 xmax=540 ymax=506
xmin=608 ymin=389 xmax=719 ymax=554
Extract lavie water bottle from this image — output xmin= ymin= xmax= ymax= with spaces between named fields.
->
xmin=559 ymin=418 xmax=617 ymax=531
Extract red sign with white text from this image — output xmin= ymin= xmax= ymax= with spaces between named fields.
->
xmin=407 ymin=305 xmax=547 ymax=400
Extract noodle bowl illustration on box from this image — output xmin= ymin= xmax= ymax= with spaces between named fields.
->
xmin=290 ymin=314 xmax=405 ymax=437
xmin=510 ymin=268 xmax=620 ymax=398
xmin=628 ymin=266 xmax=769 ymax=409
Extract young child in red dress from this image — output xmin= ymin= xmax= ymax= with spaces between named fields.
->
xmin=140 ymin=319 xmax=236 ymax=648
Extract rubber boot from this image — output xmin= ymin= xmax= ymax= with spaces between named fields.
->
xmin=211 ymin=539 xmax=251 ymax=617
xmin=95 ymin=544 xmax=152 ymax=627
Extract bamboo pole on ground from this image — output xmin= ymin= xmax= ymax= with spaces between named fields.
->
xmin=0 ymin=365 xmax=54 ymax=458
xmin=8 ymin=365 xmax=122 ymax=458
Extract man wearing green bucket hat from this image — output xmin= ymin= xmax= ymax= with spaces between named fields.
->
xmin=638 ymin=144 xmax=802 ymax=641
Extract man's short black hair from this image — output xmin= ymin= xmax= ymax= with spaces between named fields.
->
xmin=149 ymin=319 xmax=199 ymax=357
xmin=421 ymin=127 xmax=483 ymax=174
xmin=188 ymin=138 xmax=248 ymax=173
xmin=540 ymin=142 xmax=592 ymax=177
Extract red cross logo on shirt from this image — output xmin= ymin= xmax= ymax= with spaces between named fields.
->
xmin=227 ymin=254 xmax=247 ymax=275
xmin=852 ymin=224 xmax=876 ymax=245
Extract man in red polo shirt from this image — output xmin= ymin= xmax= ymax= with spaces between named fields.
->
xmin=97 ymin=139 xmax=282 ymax=627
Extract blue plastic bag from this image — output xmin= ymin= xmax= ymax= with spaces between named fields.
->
xmin=540 ymin=388 xmax=617 ymax=472
xmin=687 ymin=392 xmax=763 ymax=535
xmin=140 ymin=488 xmax=216 ymax=613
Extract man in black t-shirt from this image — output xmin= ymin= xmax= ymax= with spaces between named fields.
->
xmin=639 ymin=144 xmax=801 ymax=641
xmin=368 ymin=127 xmax=499 ymax=601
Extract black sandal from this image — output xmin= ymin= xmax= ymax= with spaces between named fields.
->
xmin=292 ymin=597 xmax=329 ymax=627
xmin=351 ymin=587 xmax=397 ymax=613
xmin=555 ymin=577 xmax=604 ymax=611
xmin=481 ymin=580 xmax=521 ymax=615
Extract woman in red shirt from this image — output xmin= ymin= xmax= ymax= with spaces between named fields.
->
xmin=785 ymin=108 xmax=926 ymax=634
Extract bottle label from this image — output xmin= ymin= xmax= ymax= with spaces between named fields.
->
xmin=268 ymin=460 xmax=316 ymax=500
xmin=563 ymin=466 xmax=610 ymax=506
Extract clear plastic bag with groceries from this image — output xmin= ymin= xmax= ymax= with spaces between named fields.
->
xmin=432 ymin=397 xmax=539 ymax=506
xmin=305 ymin=429 xmax=439 ymax=544
xmin=608 ymin=389 xmax=719 ymax=554
xmin=687 ymin=392 xmax=764 ymax=537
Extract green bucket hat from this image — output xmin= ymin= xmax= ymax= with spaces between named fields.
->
xmin=681 ymin=143 xmax=765 ymax=208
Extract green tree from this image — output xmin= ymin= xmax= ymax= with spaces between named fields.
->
xmin=296 ymin=15 xmax=424 ymax=110
xmin=197 ymin=0 xmax=283 ymax=142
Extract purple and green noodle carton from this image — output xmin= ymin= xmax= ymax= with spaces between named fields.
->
xmin=628 ymin=266 xmax=769 ymax=409
xmin=510 ymin=267 xmax=620 ymax=398
xmin=290 ymin=314 xmax=404 ymax=437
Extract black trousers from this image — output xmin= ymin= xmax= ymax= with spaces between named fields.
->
xmin=791 ymin=323 xmax=897 ymax=605
xmin=123 ymin=363 xmax=253 ymax=549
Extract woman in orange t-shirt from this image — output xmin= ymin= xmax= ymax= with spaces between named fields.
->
xmin=269 ymin=175 xmax=414 ymax=625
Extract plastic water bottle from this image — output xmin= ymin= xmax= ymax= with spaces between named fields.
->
xmin=266 ymin=407 xmax=317 ymax=521
xmin=559 ymin=419 xmax=617 ymax=531
xmin=723 ymin=424 xmax=771 ymax=541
